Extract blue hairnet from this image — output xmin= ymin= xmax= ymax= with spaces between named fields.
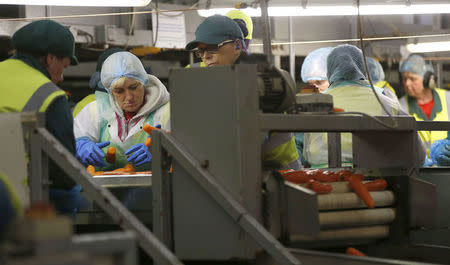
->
xmin=101 ymin=51 xmax=149 ymax=92
xmin=399 ymin=54 xmax=430 ymax=79
xmin=327 ymin=44 xmax=366 ymax=84
xmin=366 ymin=57 xmax=385 ymax=83
xmin=301 ymin=47 xmax=333 ymax=83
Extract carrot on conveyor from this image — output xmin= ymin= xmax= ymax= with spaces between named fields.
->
xmin=281 ymin=170 xmax=313 ymax=184
xmin=313 ymin=170 xmax=341 ymax=182
xmin=364 ymin=179 xmax=388 ymax=191
xmin=348 ymin=175 xmax=375 ymax=208
xmin=106 ymin=147 xmax=116 ymax=163
xmin=306 ymin=179 xmax=332 ymax=194
xmin=87 ymin=165 xmax=96 ymax=176
xmin=343 ymin=173 xmax=364 ymax=182
xmin=346 ymin=247 xmax=366 ymax=257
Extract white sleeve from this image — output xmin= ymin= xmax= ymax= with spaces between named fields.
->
xmin=154 ymin=103 xmax=171 ymax=131
xmin=73 ymin=101 xmax=100 ymax=142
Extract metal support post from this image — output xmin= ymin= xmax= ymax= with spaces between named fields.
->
xmin=29 ymin=131 xmax=49 ymax=203
xmin=152 ymin=131 xmax=173 ymax=250
xmin=260 ymin=0 xmax=273 ymax=65
xmin=327 ymin=132 xmax=342 ymax=168
xmin=155 ymin=130 xmax=300 ymax=265
xmin=289 ymin=16 xmax=295 ymax=80
xmin=32 ymin=128 xmax=182 ymax=265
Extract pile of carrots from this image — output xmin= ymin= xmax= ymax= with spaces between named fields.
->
xmin=280 ymin=169 xmax=387 ymax=208
xmin=86 ymin=164 xmax=152 ymax=176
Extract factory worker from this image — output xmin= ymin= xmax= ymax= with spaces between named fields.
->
xmin=366 ymin=57 xmax=397 ymax=98
xmin=74 ymin=51 xmax=169 ymax=212
xmin=74 ymin=51 xmax=170 ymax=171
xmin=399 ymin=55 xmax=450 ymax=156
xmin=300 ymin=47 xmax=333 ymax=93
xmin=0 ymin=20 xmax=87 ymax=215
xmin=185 ymin=15 xmax=301 ymax=169
xmin=73 ymin=48 xmax=124 ymax=118
xmin=303 ymin=44 xmax=426 ymax=168
xmin=186 ymin=10 xmax=253 ymax=68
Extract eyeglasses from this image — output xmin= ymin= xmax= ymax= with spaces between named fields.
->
xmin=193 ymin=39 xmax=236 ymax=59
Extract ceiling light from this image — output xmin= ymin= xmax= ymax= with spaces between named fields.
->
xmin=406 ymin=41 xmax=450 ymax=53
xmin=197 ymin=4 xmax=450 ymax=17
xmin=0 ymin=0 xmax=151 ymax=7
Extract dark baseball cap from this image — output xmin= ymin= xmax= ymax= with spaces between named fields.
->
xmin=185 ymin=15 xmax=244 ymax=51
xmin=12 ymin=20 xmax=79 ymax=65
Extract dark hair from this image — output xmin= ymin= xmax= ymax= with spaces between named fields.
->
xmin=233 ymin=19 xmax=248 ymax=38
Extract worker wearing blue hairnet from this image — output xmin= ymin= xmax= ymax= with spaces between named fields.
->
xmin=301 ymin=47 xmax=332 ymax=93
xmin=366 ymin=57 xmax=397 ymax=97
xmin=399 ymin=54 xmax=450 ymax=165
xmin=303 ymin=45 xmax=426 ymax=168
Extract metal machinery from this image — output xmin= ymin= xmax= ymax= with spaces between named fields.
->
xmin=0 ymin=112 xmax=183 ymax=265
xmin=151 ymin=64 xmax=450 ymax=264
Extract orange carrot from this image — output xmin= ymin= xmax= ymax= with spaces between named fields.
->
xmin=145 ymin=137 xmax=152 ymax=147
xmin=106 ymin=147 xmax=116 ymax=163
xmin=87 ymin=165 xmax=96 ymax=176
xmin=346 ymin=247 xmax=366 ymax=256
xmin=348 ymin=175 xmax=374 ymax=208
xmin=364 ymin=179 xmax=387 ymax=191
xmin=343 ymin=173 xmax=364 ymax=182
xmin=143 ymin=124 xmax=159 ymax=135
xmin=313 ymin=170 xmax=340 ymax=182
xmin=281 ymin=170 xmax=313 ymax=184
xmin=306 ymin=179 xmax=332 ymax=194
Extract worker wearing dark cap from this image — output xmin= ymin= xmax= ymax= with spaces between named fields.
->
xmin=185 ymin=15 xmax=301 ymax=169
xmin=0 ymin=20 xmax=87 ymax=215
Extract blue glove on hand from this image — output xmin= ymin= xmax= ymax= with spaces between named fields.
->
xmin=125 ymin=143 xmax=151 ymax=166
xmin=76 ymin=139 xmax=110 ymax=168
xmin=430 ymin=139 xmax=450 ymax=166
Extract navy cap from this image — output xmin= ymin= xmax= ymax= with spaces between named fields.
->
xmin=12 ymin=20 xmax=78 ymax=65
xmin=185 ymin=15 xmax=244 ymax=50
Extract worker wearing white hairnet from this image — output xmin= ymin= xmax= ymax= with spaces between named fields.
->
xmin=399 ymin=54 xmax=450 ymax=165
xmin=301 ymin=47 xmax=332 ymax=93
xmin=366 ymin=57 xmax=397 ymax=97
xmin=303 ymin=44 xmax=426 ymax=168
xmin=74 ymin=52 xmax=169 ymax=212
xmin=74 ymin=51 xmax=170 ymax=171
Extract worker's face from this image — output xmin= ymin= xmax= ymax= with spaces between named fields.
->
xmin=308 ymin=80 xmax=330 ymax=93
xmin=402 ymin=71 xmax=426 ymax=98
xmin=112 ymin=79 xmax=145 ymax=113
xmin=45 ymin=54 xmax=71 ymax=84
xmin=196 ymin=39 xmax=241 ymax=66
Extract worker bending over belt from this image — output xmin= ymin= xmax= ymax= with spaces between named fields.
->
xmin=74 ymin=51 xmax=170 ymax=210
xmin=303 ymin=44 xmax=426 ymax=168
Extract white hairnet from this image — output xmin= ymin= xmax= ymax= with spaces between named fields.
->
xmin=101 ymin=51 xmax=149 ymax=92
xmin=399 ymin=54 xmax=432 ymax=79
xmin=301 ymin=47 xmax=333 ymax=83
xmin=327 ymin=44 xmax=366 ymax=85
xmin=366 ymin=57 xmax=385 ymax=83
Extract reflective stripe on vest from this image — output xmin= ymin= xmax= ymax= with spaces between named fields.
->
xmin=23 ymin=82 xmax=63 ymax=112
xmin=262 ymin=133 xmax=301 ymax=169
xmin=399 ymin=88 xmax=450 ymax=151
xmin=73 ymin=93 xmax=97 ymax=118
xmin=0 ymin=59 xmax=65 ymax=113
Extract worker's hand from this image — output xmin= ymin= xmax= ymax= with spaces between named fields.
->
xmin=430 ymin=139 xmax=450 ymax=166
xmin=125 ymin=143 xmax=151 ymax=166
xmin=76 ymin=139 xmax=110 ymax=168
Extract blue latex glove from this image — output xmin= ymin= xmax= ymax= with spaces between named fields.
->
xmin=76 ymin=139 xmax=110 ymax=167
xmin=423 ymin=157 xmax=434 ymax=167
xmin=430 ymin=139 xmax=450 ymax=166
xmin=125 ymin=143 xmax=151 ymax=166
